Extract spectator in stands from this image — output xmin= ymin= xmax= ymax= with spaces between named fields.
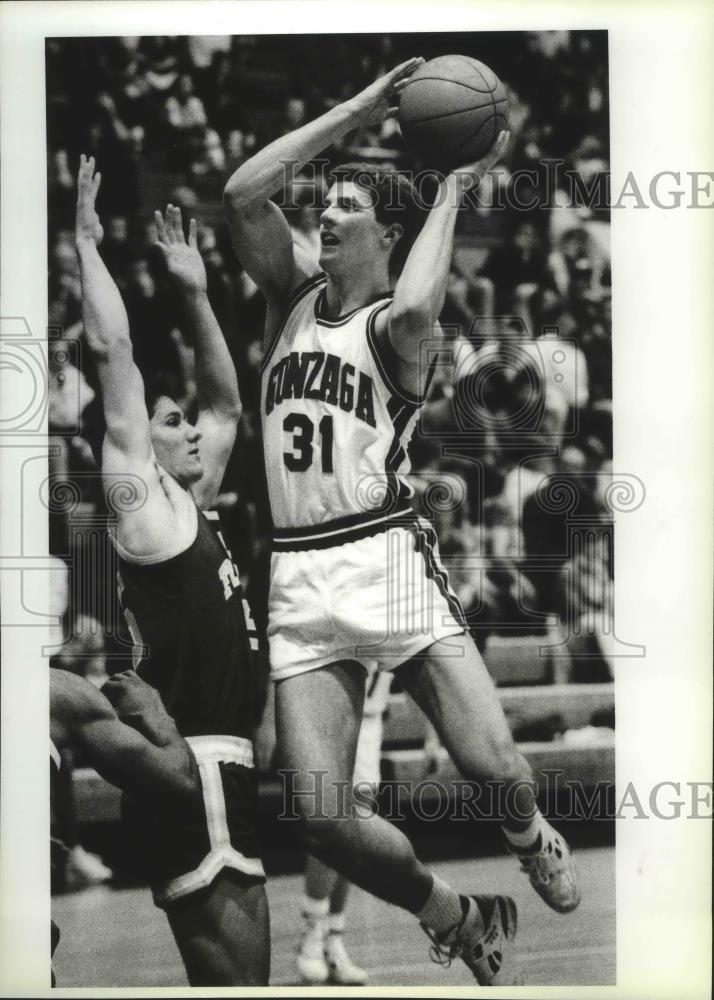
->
xmin=482 ymin=220 xmax=553 ymax=313
xmin=165 ymin=73 xmax=208 ymax=170
xmin=166 ymin=72 xmax=208 ymax=132
xmin=188 ymin=127 xmax=226 ymax=197
xmin=49 ymin=150 xmax=76 ymax=229
xmin=99 ymin=215 xmax=133 ymax=289
xmin=141 ymin=36 xmax=180 ymax=94
xmin=547 ymin=226 xmax=592 ymax=299
xmin=520 ymin=445 xmax=604 ymax=621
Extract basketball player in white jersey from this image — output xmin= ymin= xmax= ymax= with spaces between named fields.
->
xmin=76 ymin=156 xmax=268 ymax=985
xmin=224 ymin=60 xmax=580 ymax=985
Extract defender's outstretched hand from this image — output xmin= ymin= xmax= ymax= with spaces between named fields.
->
xmin=351 ymin=57 xmax=425 ymax=126
xmin=75 ymin=154 xmax=104 ymax=246
xmin=451 ymin=129 xmax=511 ymax=197
xmin=154 ymin=204 xmax=207 ymax=295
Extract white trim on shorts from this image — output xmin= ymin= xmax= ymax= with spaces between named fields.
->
xmin=151 ymin=735 xmax=265 ymax=906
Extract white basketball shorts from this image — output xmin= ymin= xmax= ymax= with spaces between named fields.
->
xmin=268 ymin=511 xmax=465 ymax=681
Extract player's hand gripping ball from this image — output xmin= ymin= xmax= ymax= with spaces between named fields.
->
xmin=399 ymin=55 xmax=509 ymax=169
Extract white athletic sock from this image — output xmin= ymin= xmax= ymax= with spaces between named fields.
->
xmin=326 ymin=912 xmax=345 ymax=934
xmin=503 ymin=809 xmax=547 ymax=852
xmin=302 ymin=895 xmax=330 ymax=922
xmin=416 ymin=875 xmax=465 ymax=937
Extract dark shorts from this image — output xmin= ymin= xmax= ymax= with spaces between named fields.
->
xmin=122 ymin=735 xmax=265 ymax=907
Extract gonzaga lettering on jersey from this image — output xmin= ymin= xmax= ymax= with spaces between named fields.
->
xmin=261 ymin=274 xmax=435 ymax=544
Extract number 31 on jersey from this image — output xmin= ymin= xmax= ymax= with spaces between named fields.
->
xmin=283 ymin=413 xmax=333 ymax=473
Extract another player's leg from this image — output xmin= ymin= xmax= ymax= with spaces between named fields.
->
xmin=324 ymin=874 xmax=367 ymax=985
xmin=165 ymin=871 xmax=270 ymax=986
xmin=275 ymin=660 xmax=513 ymax=985
xmin=297 ymin=858 xmax=366 ymax=985
xmin=397 ymin=633 xmax=581 ymax=913
xmin=296 ymin=856 xmax=335 ymax=984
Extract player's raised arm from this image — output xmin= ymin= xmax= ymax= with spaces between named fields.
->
xmin=74 ymin=155 xmax=151 ymax=470
xmin=378 ymin=131 xmax=510 ymax=399
xmin=50 ymin=669 xmax=197 ymax=800
xmin=223 ymin=58 xmax=424 ymax=309
xmin=155 ymin=205 xmax=240 ymax=509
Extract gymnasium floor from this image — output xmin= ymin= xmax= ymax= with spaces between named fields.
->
xmin=52 ymin=846 xmax=615 ymax=987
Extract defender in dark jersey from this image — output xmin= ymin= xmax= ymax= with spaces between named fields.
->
xmin=75 ymin=156 xmax=267 ymax=985
xmin=50 ymin=668 xmax=198 ymax=985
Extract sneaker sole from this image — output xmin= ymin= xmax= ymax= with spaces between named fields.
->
xmin=470 ymin=895 xmax=519 ymax=986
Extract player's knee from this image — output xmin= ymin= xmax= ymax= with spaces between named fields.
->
xmin=301 ymin=815 xmax=344 ymax=860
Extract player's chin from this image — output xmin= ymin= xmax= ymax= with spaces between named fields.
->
xmin=185 ymin=459 xmax=203 ymax=484
xmin=318 ymin=245 xmax=340 ymax=270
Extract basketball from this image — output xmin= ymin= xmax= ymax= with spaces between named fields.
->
xmin=399 ymin=55 xmax=509 ymax=169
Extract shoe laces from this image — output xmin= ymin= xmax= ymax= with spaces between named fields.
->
xmin=422 ymin=904 xmax=471 ymax=970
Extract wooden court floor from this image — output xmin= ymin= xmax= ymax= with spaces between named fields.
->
xmin=52 ymin=846 xmax=615 ymax=988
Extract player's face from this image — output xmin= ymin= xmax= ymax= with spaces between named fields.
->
xmin=319 ymin=181 xmax=389 ymax=274
xmin=149 ymin=396 xmax=203 ymax=486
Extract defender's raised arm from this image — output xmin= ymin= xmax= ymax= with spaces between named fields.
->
xmin=75 ymin=155 xmax=152 ymax=469
xmin=155 ymin=205 xmax=241 ymax=508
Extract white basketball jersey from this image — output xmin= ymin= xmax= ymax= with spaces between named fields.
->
xmin=261 ymin=275 xmax=429 ymax=536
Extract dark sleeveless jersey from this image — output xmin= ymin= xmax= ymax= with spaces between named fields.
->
xmin=116 ymin=508 xmax=259 ymax=741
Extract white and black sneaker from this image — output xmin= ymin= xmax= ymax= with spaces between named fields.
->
xmin=423 ymin=894 xmax=519 ymax=986
xmin=296 ymin=913 xmax=328 ymax=984
xmin=513 ymin=825 xmax=581 ymax=913
xmin=325 ymin=930 xmax=368 ymax=985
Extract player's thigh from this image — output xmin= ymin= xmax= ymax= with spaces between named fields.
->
xmin=395 ymin=632 xmax=524 ymax=779
xmin=167 ymin=871 xmax=269 ymax=986
xmin=275 ymin=660 xmax=365 ymax=817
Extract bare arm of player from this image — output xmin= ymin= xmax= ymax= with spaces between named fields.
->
xmin=50 ymin=669 xmax=197 ymax=800
xmin=101 ymin=669 xmax=182 ymax=747
xmin=377 ymin=131 xmax=510 ymax=398
xmin=223 ymin=58 xmax=425 ymax=310
xmin=154 ymin=205 xmax=241 ymax=509
xmin=75 ymin=155 xmax=151 ymax=469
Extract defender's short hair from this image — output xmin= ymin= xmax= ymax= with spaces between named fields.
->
xmin=328 ymin=163 xmax=425 ymax=277
xmin=143 ymin=374 xmax=182 ymax=418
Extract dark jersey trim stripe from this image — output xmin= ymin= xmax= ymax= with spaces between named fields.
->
xmin=273 ymin=516 xmax=400 ymax=552
xmin=260 ymin=273 xmax=327 ymax=374
xmin=314 ymin=288 xmax=393 ymax=328
xmin=406 ymin=516 xmax=467 ymax=630
xmin=382 ymin=393 xmax=418 ymax=510
xmin=366 ymin=302 xmax=436 ymax=406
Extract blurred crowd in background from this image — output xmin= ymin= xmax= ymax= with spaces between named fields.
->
xmin=47 ymin=31 xmax=614 ymax=695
